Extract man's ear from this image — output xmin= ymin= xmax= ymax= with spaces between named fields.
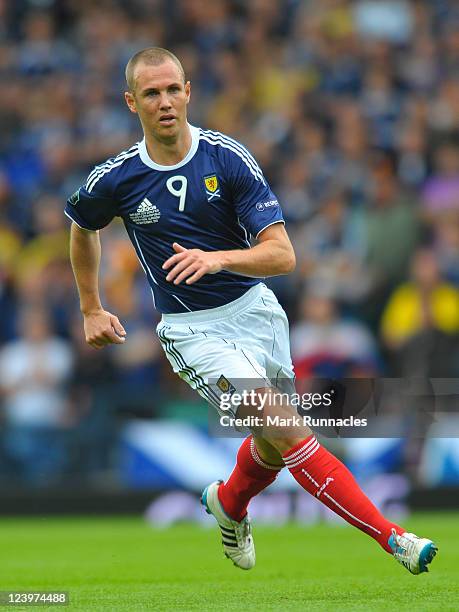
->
xmin=185 ymin=81 xmax=191 ymax=104
xmin=124 ymin=91 xmax=137 ymax=114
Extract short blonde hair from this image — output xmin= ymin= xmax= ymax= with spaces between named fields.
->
xmin=125 ymin=47 xmax=185 ymax=92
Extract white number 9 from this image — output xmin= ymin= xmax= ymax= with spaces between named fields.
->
xmin=166 ymin=175 xmax=188 ymax=211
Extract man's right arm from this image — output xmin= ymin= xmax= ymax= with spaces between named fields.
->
xmin=70 ymin=223 xmax=126 ymax=349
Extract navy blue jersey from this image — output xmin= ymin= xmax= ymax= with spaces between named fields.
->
xmin=65 ymin=125 xmax=284 ymax=313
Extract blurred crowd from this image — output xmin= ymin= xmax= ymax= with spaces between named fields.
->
xmin=1 ymin=0 xmax=459 ymax=485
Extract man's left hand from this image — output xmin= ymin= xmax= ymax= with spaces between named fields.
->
xmin=162 ymin=242 xmax=224 ymax=285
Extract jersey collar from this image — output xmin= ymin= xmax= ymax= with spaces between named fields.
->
xmin=138 ymin=124 xmax=200 ymax=171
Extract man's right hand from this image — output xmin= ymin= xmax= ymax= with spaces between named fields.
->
xmin=83 ymin=309 xmax=126 ymax=349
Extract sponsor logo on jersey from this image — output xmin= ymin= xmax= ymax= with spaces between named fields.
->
xmin=69 ymin=188 xmax=80 ymax=206
xmin=216 ymin=375 xmax=236 ymax=395
xmin=129 ymin=197 xmax=161 ymax=224
xmin=204 ymin=174 xmax=220 ymax=201
xmin=256 ymin=199 xmax=279 ymax=212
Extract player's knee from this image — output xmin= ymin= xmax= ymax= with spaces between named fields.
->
xmin=236 ymin=387 xmax=313 ymax=453
xmin=234 ymin=386 xmax=271 ymax=418
xmin=266 ymin=436 xmax=307 ymax=455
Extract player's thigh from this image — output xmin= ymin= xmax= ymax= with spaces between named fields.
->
xmin=203 ymin=285 xmax=294 ymax=382
xmin=157 ymin=322 xmax=269 ymax=417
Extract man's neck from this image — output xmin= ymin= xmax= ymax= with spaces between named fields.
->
xmin=144 ymin=123 xmax=192 ymax=166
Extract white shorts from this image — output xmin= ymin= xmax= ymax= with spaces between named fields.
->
xmin=156 ymin=283 xmax=295 ymax=417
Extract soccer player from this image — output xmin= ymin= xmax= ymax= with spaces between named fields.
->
xmin=66 ymin=47 xmax=437 ymax=575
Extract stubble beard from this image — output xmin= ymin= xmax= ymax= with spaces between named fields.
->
xmin=150 ymin=119 xmax=181 ymax=146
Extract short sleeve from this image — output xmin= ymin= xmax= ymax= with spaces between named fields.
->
xmin=229 ymin=148 xmax=284 ymax=239
xmin=65 ymin=175 xmax=118 ymax=231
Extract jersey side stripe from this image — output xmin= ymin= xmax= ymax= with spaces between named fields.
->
xmin=132 ymin=233 xmax=193 ymax=314
xmin=200 ymin=131 xmax=265 ymax=184
xmin=132 ymin=229 xmax=159 ymax=286
xmin=172 ymin=294 xmax=192 ymax=312
xmin=87 ymin=149 xmax=139 ymax=193
xmin=86 ymin=144 xmax=138 ymax=187
xmin=201 ymin=129 xmax=266 ymax=184
xmin=200 ymin=135 xmax=265 ymax=185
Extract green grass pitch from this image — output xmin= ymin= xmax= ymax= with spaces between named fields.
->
xmin=0 ymin=513 xmax=457 ymax=611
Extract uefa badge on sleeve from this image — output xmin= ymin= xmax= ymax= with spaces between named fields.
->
xmin=204 ymin=174 xmax=220 ymax=202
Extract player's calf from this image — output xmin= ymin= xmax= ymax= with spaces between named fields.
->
xmin=201 ymin=436 xmax=285 ymax=570
xmin=237 ymin=386 xmax=314 ymax=450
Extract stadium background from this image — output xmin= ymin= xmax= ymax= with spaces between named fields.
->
xmin=0 ymin=0 xmax=458 ymax=524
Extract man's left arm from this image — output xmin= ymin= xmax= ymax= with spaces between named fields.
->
xmin=162 ymin=222 xmax=295 ymax=285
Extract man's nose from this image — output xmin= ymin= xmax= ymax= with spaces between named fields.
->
xmin=159 ymin=92 xmax=172 ymax=108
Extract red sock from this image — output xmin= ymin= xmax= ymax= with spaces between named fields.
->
xmin=218 ymin=436 xmax=282 ymax=522
xmin=283 ymin=435 xmax=404 ymax=553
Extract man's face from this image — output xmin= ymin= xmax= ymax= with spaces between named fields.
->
xmin=125 ymin=59 xmax=190 ymax=142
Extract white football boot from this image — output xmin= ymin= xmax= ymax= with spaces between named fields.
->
xmin=389 ymin=528 xmax=438 ymax=574
xmin=201 ymin=480 xmax=255 ymax=570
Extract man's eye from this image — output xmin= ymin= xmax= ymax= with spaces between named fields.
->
xmin=169 ymin=87 xmax=180 ymax=93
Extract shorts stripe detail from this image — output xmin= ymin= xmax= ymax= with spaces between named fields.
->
xmin=158 ymin=328 xmax=216 ymax=405
xmin=160 ymin=335 xmax=218 ymax=408
xmin=261 ymin=296 xmax=276 ymax=356
xmin=158 ymin=328 xmax=221 ymax=408
xmin=240 ymin=348 xmax=269 ymax=382
xmin=274 ymin=365 xmax=282 ymax=388
xmin=186 ymin=328 xmax=265 ymax=386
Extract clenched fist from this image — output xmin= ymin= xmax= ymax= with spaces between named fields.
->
xmin=83 ymin=309 xmax=126 ymax=349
